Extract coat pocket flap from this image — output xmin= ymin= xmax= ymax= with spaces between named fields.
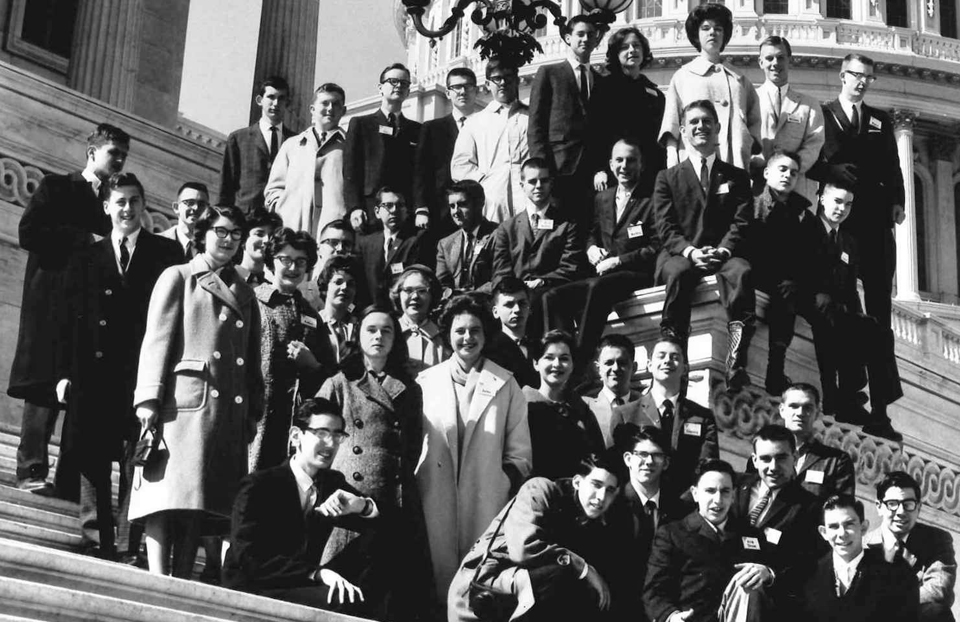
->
xmin=173 ymin=359 xmax=207 ymax=374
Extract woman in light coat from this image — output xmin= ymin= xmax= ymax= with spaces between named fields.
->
xmin=416 ymin=293 xmax=532 ymax=603
xmin=131 ymin=205 xmax=263 ymax=577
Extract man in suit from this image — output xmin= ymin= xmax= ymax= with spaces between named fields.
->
xmin=355 ymin=187 xmax=428 ymax=306
xmin=583 ymin=333 xmax=644 ymax=447
xmin=866 ymin=471 xmax=957 ymax=622
xmin=161 ymin=182 xmax=209 ymax=261
xmin=434 ymin=179 xmax=497 ymax=295
xmin=265 ymin=83 xmax=347 ymax=240
xmin=219 ymin=76 xmax=294 ymax=214
xmin=752 ymin=36 xmax=824 ymax=202
xmin=654 ymin=100 xmax=756 ymax=392
xmin=644 ymin=459 xmax=775 ymax=622
xmin=485 ymin=277 xmax=539 ymax=389
xmin=56 ymin=173 xmax=183 ymax=561
xmin=9 ymin=122 xmax=129 ymax=496
xmin=343 ymin=63 xmax=421 ymax=232
xmin=413 ymin=67 xmax=479 ymax=236
xmin=612 ymin=337 xmax=718 ymax=497
xmin=795 ymin=494 xmax=918 ymax=622
xmin=528 ymin=14 xmax=602 ymax=226
xmin=223 ymin=398 xmax=379 ymax=615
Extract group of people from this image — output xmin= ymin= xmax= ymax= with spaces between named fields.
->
xmin=5 ymin=2 xmax=940 ymax=621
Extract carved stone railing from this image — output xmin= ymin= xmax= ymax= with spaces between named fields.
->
xmin=0 ymin=158 xmax=48 ymax=209
xmin=891 ymin=302 xmax=960 ymax=369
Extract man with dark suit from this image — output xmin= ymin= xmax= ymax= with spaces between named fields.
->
xmin=434 ymin=180 xmax=496 ymax=295
xmin=56 ymin=173 xmax=183 ymax=561
xmin=485 ymin=277 xmax=539 ymax=389
xmin=654 ymin=100 xmax=756 ymax=392
xmin=866 ymin=471 xmax=957 ymax=622
xmin=219 ymin=76 xmax=294 ymax=214
xmin=528 ymin=14 xmax=602 ymax=225
xmin=583 ymin=334 xmax=644 ymax=448
xmin=160 ymin=182 xmax=209 ymax=261
xmin=413 ymin=67 xmax=479 ymax=236
xmin=344 ymin=63 xmax=421 ymax=233
xmin=223 ymin=398 xmax=378 ymax=615
xmin=644 ymin=460 xmax=775 ymax=622
xmin=612 ymin=337 xmax=718 ymax=497
xmin=492 ymin=157 xmax=586 ymax=341
xmin=9 ymin=122 xmax=129 ymax=496
xmin=794 ymin=494 xmax=918 ymax=622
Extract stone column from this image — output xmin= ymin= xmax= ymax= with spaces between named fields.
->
xmin=918 ymin=0 xmax=940 ymax=34
xmin=249 ymin=0 xmax=320 ymax=131
xmin=67 ymin=0 xmax=145 ymax=111
xmin=933 ymin=136 xmax=959 ymax=302
xmin=894 ymin=110 xmax=921 ymax=302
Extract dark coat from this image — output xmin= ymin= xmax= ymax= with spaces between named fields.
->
xmin=413 ymin=114 xmax=459 ymax=227
xmin=343 ymin=110 xmax=421 ymax=218
xmin=528 ymin=61 xmax=598 ymax=176
xmin=748 ymin=186 xmax=813 ymax=288
xmin=483 ymin=331 xmax=539 ymax=390
xmin=491 ymin=206 xmax=585 ymax=286
xmin=805 ymin=216 xmax=862 ymax=311
xmin=523 ymin=386 xmax=605 ymax=481
xmin=865 ymin=523 xmax=957 ymax=615
xmin=589 ymin=186 xmax=660 ymax=276
xmin=743 ymin=439 xmax=856 ymax=500
xmin=435 ymin=220 xmax=498 ymax=293
xmin=219 ymin=123 xmax=295 ymax=213
xmin=9 ymin=172 xmax=110 ymax=403
xmin=355 ymin=227 xmax=430 ymax=306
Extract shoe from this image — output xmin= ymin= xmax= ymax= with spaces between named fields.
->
xmin=78 ymin=544 xmax=117 ymax=561
xmin=862 ymin=422 xmax=903 ymax=443
xmin=834 ymin=403 xmax=871 ymax=426
xmin=16 ymin=477 xmax=53 ymax=493
xmin=764 ymin=372 xmax=792 ymax=396
xmin=117 ymin=553 xmax=148 ymax=568
xmin=198 ymin=568 xmax=221 ymax=586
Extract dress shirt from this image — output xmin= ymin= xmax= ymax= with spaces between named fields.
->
xmin=111 ymin=228 xmax=140 ymax=275
xmin=634 ymin=486 xmax=662 ymax=531
xmin=879 ymin=526 xmax=913 ymax=563
xmin=685 ymin=150 xmax=717 ymax=183
xmin=400 ymin=314 xmax=445 ymax=369
xmin=833 ymin=550 xmax=865 ymax=591
xmin=703 ymin=515 xmax=728 ymax=536
xmin=452 ymin=109 xmax=472 ymax=130
xmin=615 ymin=184 xmax=635 ymax=223
xmin=527 ymin=203 xmax=550 ymax=231
xmin=795 ymin=443 xmax=809 ymax=473
xmin=769 ymin=83 xmax=788 ymax=120
xmin=81 ymin=168 xmax=102 ymax=196
xmin=259 ymin=117 xmax=284 ymax=151
xmin=320 ymin=308 xmax=354 ymax=362
xmin=600 ymin=386 xmax=629 ymax=408
xmin=820 ymin=216 xmax=841 ymax=237
xmin=653 ymin=393 xmax=680 ymax=418
xmin=567 ymin=56 xmax=593 ymax=98
xmin=748 ymin=481 xmax=781 ymax=525
xmin=290 ymin=460 xmax=317 ymax=512
xmin=837 ymin=99 xmax=863 ymax=130
xmin=384 ymin=232 xmax=398 ymax=260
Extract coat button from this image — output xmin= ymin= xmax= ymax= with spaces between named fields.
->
xmin=353 ymin=446 xmax=362 ymax=455
xmin=236 ymin=320 xmax=244 ymax=328
xmin=219 ymin=314 xmax=227 ymax=321
xmin=213 ymin=351 xmax=221 ymax=359
xmin=354 ymin=419 xmax=364 ymax=429
xmin=99 ymin=320 xmax=107 ymax=327
xmin=393 ymin=420 xmax=401 ymax=429
xmin=353 ymin=472 xmax=363 ymax=482
xmin=720 ymin=100 xmax=729 ymax=107
xmin=104 ymin=289 xmax=112 ymax=296
xmin=234 ymin=396 xmax=243 ymax=404
xmin=94 ymin=351 xmax=103 ymax=359
xmin=211 ymin=389 xmax=220 ymax=398
xmin=236 ymin=357 xmax=244 ymax=366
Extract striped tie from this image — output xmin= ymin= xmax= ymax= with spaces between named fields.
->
xmin=749 ymin=488 xmax=771 ymax=526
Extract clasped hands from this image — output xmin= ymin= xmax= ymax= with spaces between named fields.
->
xmin=689 ymin=246 xmax=728 ymax=271
xmin=587 ymin=246 xmax=620 ymax=275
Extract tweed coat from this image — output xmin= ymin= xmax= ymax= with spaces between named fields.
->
xmin=219 ymin=122 xmax=295 ymax=213
xmin=415 ymin=357 xmax=532 ymax=601
xmin=128 ymin=255 xmax=264 ymax=528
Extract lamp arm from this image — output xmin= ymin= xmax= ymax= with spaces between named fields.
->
xmin=406 ymin=0 xmax=483 ymax=39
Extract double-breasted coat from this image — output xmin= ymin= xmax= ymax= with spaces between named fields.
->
xmin=129 ymin=255 xmax=264 ymax=530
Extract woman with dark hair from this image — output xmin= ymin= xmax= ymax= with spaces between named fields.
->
xmin=587 ymin=27 xmax=666 ymax=191
xmin=249 ymin=227 xmax=335 ymax=473
xmin=130 ymin=204 xmax=264 ymax=577
xmin=316 ymin=254 xmax=361 ymax=363
xmin=416 ymin=293 xmax=532 ymax=603
xmin=525 ymin=330 xmax=604 ymax=480
xmin=391 ymin=264 xmax=448 ymax=375
xmin=315 ymin=304 xmax=431 ymax=620
xmin=658 ymin=2 xmax=761 ymax=168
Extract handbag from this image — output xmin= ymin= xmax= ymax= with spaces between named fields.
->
xmin=467 ymin=497 xmax=519 ymax=622
xmin=132 ymin=425 xmax=163 ymax=467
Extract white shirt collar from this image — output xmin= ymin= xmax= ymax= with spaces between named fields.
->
xmin=260 ymin=117 xmax=282 ymax=135
xmin=654 ymin=393 xmax=679 ymax=412
xmin=636 ymin=487 xmax=661 ymax=508
xmin=880 ymin=525 xmax=909 ymax=549
xmin=616 ymin=184 xmax=636 ymax=202
xmin=833 ymin=550 xmax=865 ymax=583
xmin=452 ymin=108 xmax=473 ymax=125
xmin=81 ymin=168 xmax=101 ymax=195
xmin=485 ymin=99 xmax=519 ymax=115
xmin=820 ymin=215 xmax=840 ymax=234
xmin=601 ymin=386 xmax=629 ymax=406
xmin=686 ymin=150 xmax=717 ymax=176
xmin=111 ymin=228 xmax=141 ymax=247
xmin=839 ymin=98 xmax=862 ymax=122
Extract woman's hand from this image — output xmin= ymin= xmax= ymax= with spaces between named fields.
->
xmin=136 ymin=401 xmax=159 ymax=429
xmin=287 ymin=340 xmax=319 ymax=370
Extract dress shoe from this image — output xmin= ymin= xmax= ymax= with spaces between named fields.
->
xmin=16 ymin=477 xmax=54 ymax=494
xmin=862 ymin=421 xmax=903 ymax=443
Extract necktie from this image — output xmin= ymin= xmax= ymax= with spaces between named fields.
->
xmin=612 ymin=396 xmax=624 ymax=407
xmin=530 ymin=212 xmax=540 ymax=232
xmin=749 ymin=487 xmax=772 ymax=526
xmin=774 ymin=87 xmax=782 ymax=123
xmin=460 ymin=232 xmax=474 ymax=288
xmin=699 ymin=160 xmax=710 ymax=196
xmin=642 ymin=499 xmax=657 ymax=535
xmin=320 ymin=131 xmax=327 ymax=146
xmin=457 ymin=116 xmax=465 ymax=129
xmin=385 ymin=236 xmax=396 ymax=262
xmin=269 ymin=125 xmax=279 ymax=161
xmin=660 ymin=399 xmax=675 ymax=442
xmin=829 ymin=229 xmax=838 ymax=248
xmin=119 ymin=237 xmax=130 ymax=273
xmin=304 ymin=484 xmax=317 ymax=516
xmin=891 ymin=539 xmax=906 ymax=564
xmin=579 ymin=65 xmax=589 ymax=104
xmin=850 ymin=105 xmax=860 ymax=132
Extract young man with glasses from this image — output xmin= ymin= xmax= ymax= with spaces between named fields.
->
xmin=161 ymin=182 xmax=210 ymax=261
xmin=865 ymin=471 xmax=957 ymax=622
xmin=344 ymin=63 xmax=421 ymax=233
xmin=223 ymin=398 xmax=378 ymax=614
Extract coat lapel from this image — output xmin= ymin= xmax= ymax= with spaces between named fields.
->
xmin=194 ymin=257 xmax=243 ymax=317
xmin=681 ymin=159 xmax=706 ymax=207
xmin=616 ymin=194 xmax=644 ymax=231
xmin=826 ymin=99 xmax=852 ymax=134
xmin=461 ymin=365 xmax=506 ymax=457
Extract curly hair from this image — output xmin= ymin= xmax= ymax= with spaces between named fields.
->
xmin=390 ymin=264 xmax=443 ymax=317
xmin=263 ymin=227 xmax=319 ymax=273
xmin=438 ymin=292 xmax=498 ymax=352
xmin=605 ymin=27 xmax=653 ymax=74
xmin=192 ymin=205 xmax=247 ymax=254
xmin=317 ymin=254 xmax=361 ymax=300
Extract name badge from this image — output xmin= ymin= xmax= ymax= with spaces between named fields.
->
xmin=742 ymin=537 xmax=761 ymax=551
xmin=348 ymin=303 xmax=356 ymax=313
xmin=764 ymin=528 xmax=783 ymax=545
xmin=683 ymin=422 xmax=702 ymax=437
xmin=717 ymin=182 xmax=730 ymax=195
xmin=869 ymin=116 xmax=882 ymax=130
xmin=390 ymin=262 xmax=404 ymax=275
xmin=300 ymin=315 xmax=318 ymax=329
xmin=840 ymin=252 xmax=849 ymax=264
xmin=787 ymin=112 xmax=803 ymax=124
xmin=378 ymin=125 xmax=394 ymax=136
xmin=627 ymin=223 xmax=644 ymax=239
xmin=537 ymin=218 xmax=555 ymax=231
xmin=805 ymin=470 xmax=825 ymax=484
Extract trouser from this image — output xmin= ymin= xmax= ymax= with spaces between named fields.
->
xmin=516 ymin=564 xmax=609 ymax=622
xmin=79 ymin=437 xmax=140 ymax=555
xmin=659 ymin=256 xmax=756 ymax=336
xmin=553 ymin=169 xmax=593 ymax=233
xmin=16 ymin=400 xmax=60 ymax=481
xmin=850 ymin=225 xmax=895 ymax=331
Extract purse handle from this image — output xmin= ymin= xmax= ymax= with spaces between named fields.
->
xmin=471 ymin=496 xmax=520 ymax=585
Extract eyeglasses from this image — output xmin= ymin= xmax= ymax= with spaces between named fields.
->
xmin=179 ymin=199 xmax=209 ymax=209
xmin=446 ymin=83 xmax=475 ymax=93
xmin=488 ymin=75 xmax=518 ymax=85
xmin=377 ymin=202 xmax=404 ymax=212
xmin=211 ymin=226 xmax=243 ymax=241
xmin=304 ymin=427 xmax=349 ymax=443
xmin=320 ymin=238 xmax=354 ymax=251
xmin=881 ymin=499 xmax=919 ymax=512
xmin=382 ymin=77 xmax=411 ymax=89
xmin=275 ymin=255 xmax=310 ymax=269
xmin=630 ymin=451 xmax=666 ymax=463
xmin=844 ymin=70 xmax=877 ymax=84
xmin=401 ymin=286 xmax=429 ymax=297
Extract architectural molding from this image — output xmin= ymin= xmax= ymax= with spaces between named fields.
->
xmin=0 ymin=157 xmax=47 ymax=209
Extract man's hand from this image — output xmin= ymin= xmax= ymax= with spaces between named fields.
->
xmin=777 ymin=280 xmax=799 ymax=301
xmin=583 ymin=565 xmax=612 ymax=611
xmin=666 ymin=609 xmax=694 ymax=622
xmin=690 ymin=247 xmax=721 ymax=270
xmin=892 ymin=203 xmax=905 ymax=225
xmin=316 ymin=568 xmax=365 ymax=604
xmin=349 ymin=208 xmax=367 ymax=231
xmin=830 ymin=163 xmax=859 ymax=186
xmin=136 ymin=401 xmax=159 ymax=429
xmin=731 ymin=563 xmax=773 ymax=592
xmin=414 ymin=212 xmax=430 ymax=229
xmin=318 ymin=489 xmax=369 ymax=517
xmin=287 ymin=340 xmax=318 ymax=370
xmin=587 ymin=245 xmax=609 ymax=266
xmin=815 ymin=293 xmax=833 ymax=314
xmin=524 ymin=279 xmax=544 ymax=290
xmin=593 ymin=171 xmax=609 ymax=192
xmin=596 ymin=256 xmax=620 ymax=275
xmin=56 ymin=379 xmax=70 ymax=404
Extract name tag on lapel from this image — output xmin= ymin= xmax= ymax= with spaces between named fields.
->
xmin=805 ymin=470 xmax=825 ymax=484
xmin=840 ymin=252 xmax=849 ymax=264
xmin=764 ymin=528 xmax=783 ymax=545
xmin=716 ymin=182 xmax=731 ymax=195
xmin=378 ymin=125 xmax=395 ymax=136
xmin=683 ymin=422 xmax=702 ymax=436
xmin=537 ymin=219 xmax=555 ymax=231
xmin=301 ymin=315 xmax=317 ymax=329
xmin=627 ymin=223 xmax=644 ymax=239
xmin=390 ymin=262 xmax=404 ymax=275
xmin=869 ymin=116 xmax=882 ymax=130
xmin=742 ymin=537 xmax=761 ymax=551
xmin=787 ymin=112 xmax=803 ymax=124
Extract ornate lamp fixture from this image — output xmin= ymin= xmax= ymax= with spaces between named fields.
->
xmin=401 ymin=0 xmax=633 ymax=67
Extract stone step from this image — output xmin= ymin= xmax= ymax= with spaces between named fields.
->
xmin=0 ymin=482 xmax=79 ymax=517
xmin=0 ymin=516 xmax=80 ymax=551
xmin=0 ymin=498 xmax=77 ymax=533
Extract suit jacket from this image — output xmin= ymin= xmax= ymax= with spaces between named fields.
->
xmin=865 ymin=523 xmax=957 ymax=612
xmin=794 ymin=548 xmax=919 ymax=622
xmin=589 ymin=186 xmax=660 ymax=276
xmin=356 ymin=228 xmax=430 ymax=306
xmin=611 ymin=391 xmax=719 ymax=496
xmin=805 ymin=217 xmax=862 ymax=312
xmin=756 ymin=82 xmax=825 ymax=177
xmin=159 ymin=225 xmax=195 ymax=262
xmin=491 ymin=205 xmax=585 ymax=286
xmin=435 ymin=220 xmax=498 ymax=292
xmin=653 ymin=159 xmax=753 ymax=272
xmin=219 ymin=123 xmax=295 ymax=213
xmin=807 ymin=99 xmax=904 ymax=232
xmin=222 ymin=462 xmax=374 ymax=593
xmin=583 ymin=388 xmax=644 ymax=448
xmin=483 ymin=330 xmax=539 ymax=390
xmin=528 ymin=61 xmax=599 ymax=176
xmin=749 ymin=186 xmax=813 ymax=287
xmin=343 ymin=110 xmax=421 ymax=218
xmin=414 ymin=114 xmax=459 ymax=224
xmin=644 ymin=512 xmax=772 ymax=622
xmin=743 ymin=439 xmax=856 ymax=500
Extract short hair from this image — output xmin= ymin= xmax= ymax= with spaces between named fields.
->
xmin=445 ymin=179 xmax=486 ymax=208
xmin=485 ymin=57 xmax=519 ymax=79
xmin=752 ymin=423 xmax=797 ymax=453
xmin=822 ymin=494 xmax=864 ymax=523
xmin=176 ymin=181 xmax=209 ymax=198
xmin=193 ymin=205 xmax=247 ymax=253
xmin=314 ymin=82 xmax=346 ymax=104
xmin=682 ymin=99 xmax=719 ymax=124
xmin=759 ymin=35 xmax=793 ymax=57
xmin=317 ymin=254 xmax=361 ymax=298
xmin=390 ymin=264 xmax=442 ymax=315
xmin=521 ymin=157 xmax=552 ymax=176
xmin=564 ymin=14 xmax=598 ymax=37
xmin=492 ymin=276 xmax=530 ymax=300
xmin=292 ymin=397 xmax=344 ymax=429
xmin=105 ymin=172 xmax=144 ymax=201
xmin=446 ymin=67 xmax=477 ymax=87
xmin=842 ymin=53 xmax=875 ymax=69
xmin=597 ymin=334 xmax=635 ymax=361
xmin=320 ymin=218 xmax=355 ymax=239
xmin=258 ymin=75 xmax=290 ymax=97
xmin=264 ymin=227 xmax=319 ymax=272
xmin=685 ymin=3 xmax=734 ymax=52
xmin=439 ymin=293 xmax=499 ymax=351
xmin=650 ymin=336 xmax=687 ymax=362
xmin=375 ymin=186 xmax=406 ymax=206
xmin=605 ymin=27 xmax=653 ymax=74
xmin=767 ymin=149 xmax=801 ymax=170
xmin=820 ymin=178 xmax=856 ymax=197
xmin=87 ymin=123 xmax=130 ymax=150
xmin=246 ymin=208 xmax=284 ymax=232
xmin=539 ymin=329 xmax=577 ymax=362
xmin=379 ymin=62 xmax=411 ymax=83
xmin=612 ymin=137 xmax=643 ymax=156
xmin=574 ymin=452 xmax=622 ymax=482
xmin=782 ymin=382 xmax=820 ymax=406
xmin=875 ymin=471 xmax=921 ymax=503
xmin=613 ymin=422 xmax=670 ymax=456
xmin=695 ymin=459 xmax=736 ymax=485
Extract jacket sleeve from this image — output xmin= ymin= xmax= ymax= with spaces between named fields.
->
xmin=501 ymin=377 xmax=532 ymax=493
xmin=219 ymin=133 xmax=240 ymax=207
xmin=882 ymin=114 xmax=905 ymax=207
xmin=539 ymin=221 xmax=585 ymax=286
xmin=653 ymin=170 xmax=692 ymax=256
xmin=342 ymin=117 xmax=364 ymax=213
xmin=413 ymin=123 xmax=432 ymax=210
xmin=919 ymin=530 xmax=957 ymax=607
xmin=658 ymin=72 xmax=682 ymax=146
xmin=643 ymin=525 xmax=682 ymax=622
xmin=133 ymin=266 xmax=183 ymax=407
xmin=744 ymin=79 xmax=762 ymax=154
xmin=435 ymin=240 xmax=454 ymax=289
xmin=491 ymin=224 xmax=514 ymax=282
xmin=502 ymin=479 xmax=587 ymax=576
xmin=587 ymin=194 xmax=604 ymax=250
xmin=718 ymin=169 xmax=755 ymax=255
xmin=831 ymin=452 xmax=856 ymax=497
xmin=19 ymin=176 xmax=94 ymax=254
xmin=263 ymin=139 xmax=292 ymax=211
xmin=246 ymin=294 xmax=265 ymax=431
xmin=527 ymin=66 xmax=556 ymax=171
xmin=450 ymin=123 xmax=483 ymax=182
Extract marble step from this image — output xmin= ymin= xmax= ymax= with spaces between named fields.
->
xmin=0 ymin=516 xmax=79 ymax=551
